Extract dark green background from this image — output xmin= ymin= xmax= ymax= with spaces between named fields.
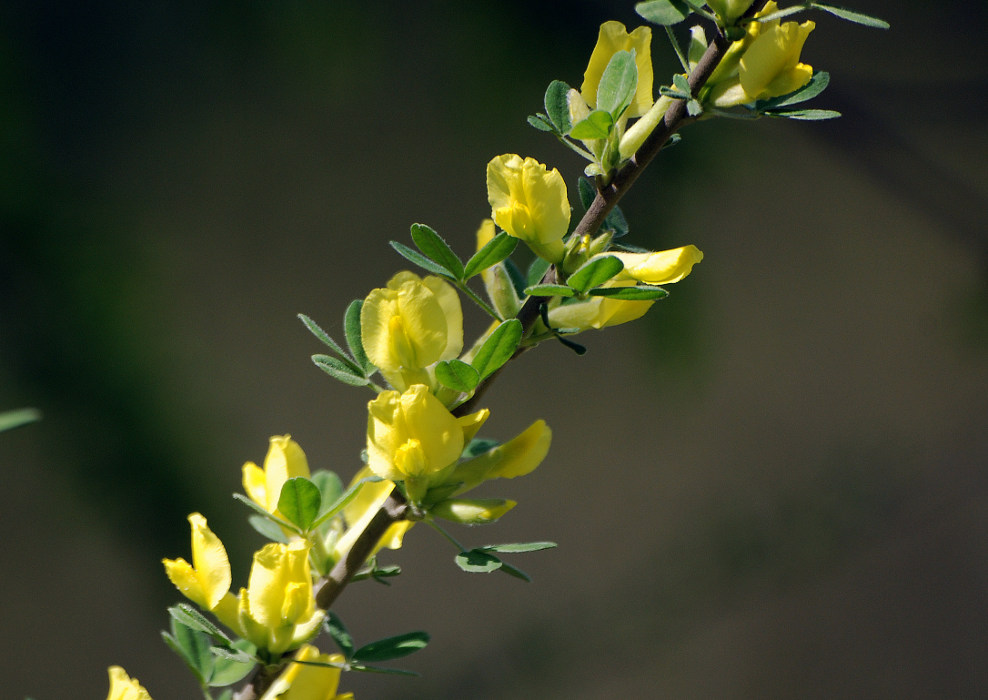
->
xmin=2 ymin=1 xmax=986 ymax=697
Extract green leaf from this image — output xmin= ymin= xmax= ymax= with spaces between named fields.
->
xmin=344 ymin=299 xmax=374 ymax=375
xmin=588 ymin=285 xmax=670 ymax=300
xmin=811 ymin=2 xmax=890 ymax=28
xmin=659 ymin=85 xmax=690 ymax=100
xmin=297 ymin=314 xmax=348 ymax=359
xmin=603 ymin=205 xmax=629 ymax=238
xmin=325 ymin=612 xmax=355 ymax=659
xmin=352 ymin=631 xmax=430 ymax=664
xmin=544 ymin=79 xmax=573 ymax=133
xmin=168 ymin=604 xmax=230 ymax=643
xmin=349 ymin=664 xmax=421 ymax=676
xmin=455 ymin=548 xmax=503 ymax=573
xmin=527 ymin=255 xmax=552 ymax=287
xmin=556 ymin=335 xmax=588 ymax=355
xmin=435 ymin=359 xmax=481 ymax=393
xmin=463 ymin=437 xmax=500 ymax=459
xmin=764 ymin=108 xmax=842 ymax=120
xmin=389 ymin=240 xmax=453 ymax=277
xmin=523 ymin=284 xmax=575 ymax=298
xmin=207 ymin=641 xmax=257 ymax=687
xmin=687 ymin=98 xmax=703 ymax=117
xmin=463 ymin=231 xmax=518 ymax=279
xmin=0 ymin=408 xmax=41 ymax=432
xmin=162 ymin=624 xmax=210 ymax=684
xmin=277 ymin=477 xmax=322 ymax=530
xmin=247 ymin=514 xmax=289 ymax=542
xmin=672 ymin=73 xmax=691 ymax=96
xmin=312 ymin=354 xmax=369 ymax=387
xmin=570 ymin=110 xmax=613 ymax=140
xmin=596 ymin=50 xmax=638 ymax=117
xmin=470 ymin=319 xmax=523 ymax=380
xmin=482 ymin=541 xmax=558 ymax=553
xmin=755 ymin=71 xmax=830 ymax=110
xmin=526 ymin=113 xmax=554 ymax=132
xmin=635 ymin=0 xmax=691 ymax=25
xmin=410 ymin=223 xmax=464 ymax=280
xmin=567 ymin=255 xmax=624 ymax=293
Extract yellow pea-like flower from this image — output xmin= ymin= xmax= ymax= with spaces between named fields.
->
xmin=547 ymin=245 xmax=702 ymax=332
xmin=242 ymin=435 xmax=311 ymax=515
xmin=259 ymin=645 xmax=353 ymax=700
xmin=580 ymin=21 xmax=653 ymax=118
xmin=706 ymin=2 xmax=815 ymax=107
xmin=486 ymin=154 xmax=570 ymax=264
xmin=162 ymin=512 xmax=232 ymax=610
xmin=447 ymin=419 xmax=552 ymax=493
xmin=239 ymin=541 xmax=323 ymax=655
xmin=106 ymin=666 xmax=152 ymax=700
xmin=360 ymin=271 xmax=463 ymax=389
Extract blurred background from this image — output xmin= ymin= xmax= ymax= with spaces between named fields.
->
xmin=2 ymin=1 xmax=986 ymax=698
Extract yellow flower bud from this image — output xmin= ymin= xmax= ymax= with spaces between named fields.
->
xmin=106 ymin=666 xmax=152 ymax=700
xmin=486 ymin=154 xmax=570 ymax=263
xmin=581 ymin=21 xmax=654 ymax=118
xmin=162 ymin=512 xmax=231 ymax=610
xmin=240 ymin=541 xmax=323 ymax=654
xmin=448 ymin=419 xmax=552 ymax=492
xmin=610 ymin=245 xmax=704 ymax=285
xmin=259 ymin=645 xmax=352 ymax=700
xmin=360 ymin=271 xmax=463 ymax=381
xmin=242 ymin=435 xmax=311 ymax=516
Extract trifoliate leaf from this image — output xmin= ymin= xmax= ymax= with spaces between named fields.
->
xmin=351 ymin=631 xmax=430 ymax=663
xmin=567 ymin=255 xmax=624 ymax=293
xmin=635 ymin=0 xmax=691 ymax=25
xmin=410 ymin=223 xmax=464 ymax=280
xmin=463 ymin=231 xmax=518 ymax=279
xmin=544 ymin=79 xmax=573 ymax=134
xmin=471 ymin=319 xmax=523 ymax=380
xmin=435 ymin=359 xmax=480 ymax=393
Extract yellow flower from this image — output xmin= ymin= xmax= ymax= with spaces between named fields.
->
xmin=706 ymin=2 xmax=815 ymax=107
xmin=446 ymin=419 xmax=552 ymax=493
xmin=238 ymin=541 xmax=324 ymax=655
xmin=162 ymin=512 xmax=232 ymax=610
xmin=486 ymin=154 xmax=570 ymax=263
xmin=547 ymin=245 xmax=702 ymax=332
xmin=242 ymin=435 xmax=311 ymax=516
xmin=580 ymin=21 xmax=653 ymax=118
xmin=360 ymin=271 xmax=463 ymax=390
xmin=366 ymin=384 xmax=489 ymax=502
xmin=706 ymin=0 xmax=756 ymax=25
xmin=106 ymin=666 xmax=152 ymax=700
xmin=259 ymin=645 xmax=353 ymax=700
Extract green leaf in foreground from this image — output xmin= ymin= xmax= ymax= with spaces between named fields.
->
xmin=482 ymin=541 xmax=557 ymax=553
xmin=297 ymin=314 xmax=348 ymax=359
xmin=470 ymin=319 xmax=523 ymax=379
xmin=635 ymin=0 xmax=691 ymax=25
xmin=312 ymin=354 xmax=369 ymax=387
xmin=764 ymin=108 xmax=842 ymax=121
xmin=754 ymin=71 xmax=830 ymax=111
xmin=410 ymin=223 xmax=464 ymax=280
xmin=344 ymin=299 xmax=374 ymax=375
xmin=596 ymin=50 xmax=638 ymax=118
xmin=544 ymin=79 xmax=573 ymax=134
xmin=523 ymin=283 xmax=575 ymax=298
xmin=811 ymin=2 xmax=890 ymax=28
xmin=351 ymin=631 xmax=430 ymax=664
xmin=277 ymin=477 xmax=322 ymax=530
xmin=567 ymin=255 xmax=624 ymax=293
xmin=570 ymin=110 xmax=614 ymax=140
xmin=389 ymin=240 xmax=453 ymax=277
xmin=463 ymin=231 xmax=518 ymax=279
xmin=587 ymin=285 xmax=670 ymax=300
xmin=455 ymin=548 xmax=503 ymax=573
xmin=435 ymin=359 xmax=481 ymax=393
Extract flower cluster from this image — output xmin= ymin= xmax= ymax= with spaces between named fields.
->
xmin=98 ymin=2 xmax=888 ymax=696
